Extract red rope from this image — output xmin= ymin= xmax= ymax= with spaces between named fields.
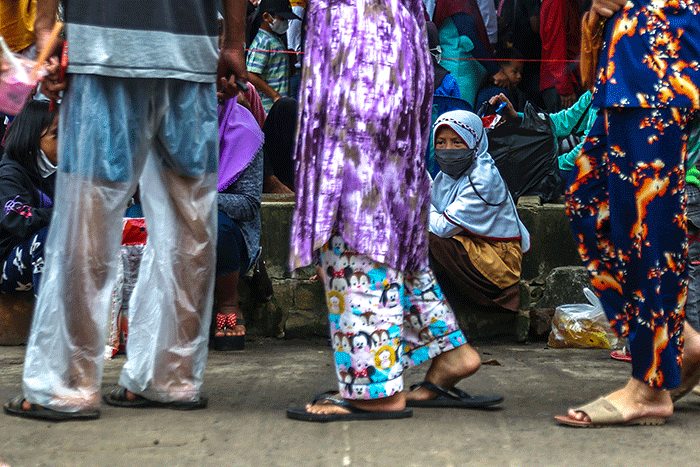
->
xmin=245 ymin=48 xmax=581 ymax=63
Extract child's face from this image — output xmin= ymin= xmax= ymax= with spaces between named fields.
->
xmin=434 ymin=127 xmax=466 ymax=150
xmin=40 ymin=116 xmax=59 ymax=165
xmin=501 ymin=61 xmax=523 ymax=88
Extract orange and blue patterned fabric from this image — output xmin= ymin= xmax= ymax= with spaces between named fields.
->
xmin=567 ymin=108 xmax=694 ymax=388
xmin=567 ymin=0 xmax=700 ymax=389
xmin=593 ymin=0 xmax=700 ymax=109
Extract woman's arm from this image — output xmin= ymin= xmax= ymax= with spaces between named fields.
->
xmin=429 ymin=204 xmax=462 ymax=238
xmin=0 ymin=175 xmax=52 ymax=244
xmin=548 ymin=91 xmax=593 ymax=137
xmin=217 ymin=148 xmax=263 ymax=222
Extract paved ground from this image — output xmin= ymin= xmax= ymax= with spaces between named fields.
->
xmin=2 ymin=338 xmax=700 ymax=467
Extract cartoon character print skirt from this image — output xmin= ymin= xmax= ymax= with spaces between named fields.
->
xmin=321 ymin=235 xmax=467 ymax=400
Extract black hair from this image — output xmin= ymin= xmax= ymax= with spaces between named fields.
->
xmin=495 ymin=46 xmax=524 ymax=68
xmin=3 ymin=100 xmax=57 ymax=177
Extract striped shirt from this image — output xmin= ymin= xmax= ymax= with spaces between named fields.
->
xmin=64 ymin=0 xmax=219 ymax=83
xmin=246 ymin=30 xmax=288 ymax=112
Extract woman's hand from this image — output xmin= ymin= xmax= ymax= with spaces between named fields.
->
xmin=591 ymin=0 xmax=627 ymax=18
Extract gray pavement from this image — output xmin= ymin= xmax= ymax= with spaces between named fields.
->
xmin=2 ymin=338 xmax=700 ymax=467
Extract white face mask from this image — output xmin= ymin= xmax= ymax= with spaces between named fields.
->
xmin=37 ymin=149 xmax=57 ymax=178
xmin=270 ymin=17 xmax=289 ymax=35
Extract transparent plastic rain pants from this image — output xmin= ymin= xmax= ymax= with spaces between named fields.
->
xmin=22 ymin=75 xmax=218 ymax=411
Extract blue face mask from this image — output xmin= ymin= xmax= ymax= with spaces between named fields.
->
xmin=434 ymin=148 xmax=475 ymax=179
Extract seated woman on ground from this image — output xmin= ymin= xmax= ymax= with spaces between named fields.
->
xmin=213 ymin=90 xmax=264 ymax=350
xmin=0 ymin=100 xmax=57 ymax=296
xmin=428 ymin=110 xmax=530 ymax=317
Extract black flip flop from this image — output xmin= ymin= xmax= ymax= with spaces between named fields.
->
xmin=103 ymin=387 xmax=208 ymax=410
xmin=4 ymin=395 xmax=100 ymax=422
xmin=405 ymin=381 xmax=503 ymax=409
xmin=212 ymin=317 xmax=246 ymax=351
xmin=286 ymin=393 xmax=413 ymax=422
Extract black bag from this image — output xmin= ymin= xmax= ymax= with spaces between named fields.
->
xmin=486 ymin=102 xmax=562 ymax=203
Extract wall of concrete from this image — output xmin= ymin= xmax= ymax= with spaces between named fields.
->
xmin=0 ymin=195 xmax=588 ymax=345
xmin=255 ymin=194 xmax=588 ymax=343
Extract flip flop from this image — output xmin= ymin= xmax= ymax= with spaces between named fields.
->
xmin=212 ymin=316 xmax=246 ymax=351
xmin=670 ymin=361 xmax=700 ymax=402
xmin=286 ymin=393 xmax=413 ymax=422
xmin=103 ymin=387 xmax=208 ymax=410
xmin=554 ymin=396 xmax=667 ymax=428
xmin=610 ymin=347 xmax=632 ymax=362
xmin=3 ymin=395 xmax=100 ymax=422
xmin=405 ymin=381 xmax=504 ymax=409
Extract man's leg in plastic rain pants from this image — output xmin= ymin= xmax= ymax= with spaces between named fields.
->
xmin=117 ymin=79 xmax=218 ymax=404
xmin=20 ymin=75 xmax=147 ymax=413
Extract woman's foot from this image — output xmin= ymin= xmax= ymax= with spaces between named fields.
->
xmin=564 ymin=378 xmax=673 ymax=423
xmin=406 ymin=343 xmax=482 ymax=402
xmin=220 ymin=304 xmax=245 ymax=337
xmin=304 ymin=392 xmax=406 ymax=416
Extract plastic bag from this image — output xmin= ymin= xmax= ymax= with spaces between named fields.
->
xmin=548 ymin=288 xmax=622 ymax=349
xmin=486 ymin=102 xmax=562 ymax=203
xmin=0 ymin=36 xmax=40 ymax=116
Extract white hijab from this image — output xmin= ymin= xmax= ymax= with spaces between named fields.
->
xmin=430 ymin=110 xmax=530 ymax=251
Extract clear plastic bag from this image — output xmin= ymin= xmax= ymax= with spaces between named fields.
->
xmin=548 ymin=288 xmax=622 ymax=349
xmin=0 ymin=36 xmax=41 ymax=116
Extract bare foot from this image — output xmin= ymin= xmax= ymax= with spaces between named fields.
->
xmin=304 ymin=392 xmax=406 ymax=416
xmin=406 ymin=344 xmax=482 ymax=402
xmin=566 ymin=378 xmax=673 ymax=423
xmin=219 ymin=304 xmax=246 ymax=337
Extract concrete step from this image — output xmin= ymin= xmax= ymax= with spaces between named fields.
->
xmin=0 ymin=196 xmax=587 ymax=346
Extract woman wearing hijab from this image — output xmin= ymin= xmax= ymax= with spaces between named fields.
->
xmin=211 ymin=96 xmax=264 ymax=351
xmin=429 ymin=110 xmax=530 ymax=318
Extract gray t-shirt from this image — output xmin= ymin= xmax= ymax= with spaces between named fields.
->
xmin=64 ymin=0 xmax=219 ymax=83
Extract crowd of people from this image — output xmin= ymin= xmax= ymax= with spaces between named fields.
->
xmin=1 ymin=0 xmax=700 ymax=429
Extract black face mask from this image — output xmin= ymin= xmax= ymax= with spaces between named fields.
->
xmin=434 ymin=148 xmax=475 ymax=179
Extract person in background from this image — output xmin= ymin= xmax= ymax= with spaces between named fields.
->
xmin=246 ymin=0 xmax=300 ymax=112
xmin=539 ymin=0 xmax=580 ymax=112
xmin=0 ymin=0 xmax=37 ymax=56
xmin=212 ymin=94 xmax=264 ymax=351
xmin=0 ymin=100 xmax=56 ymax=297
xmin=432 ymin=0 xmax=497 ymax=108
xmin=425 ymin=20 xmax=464 ymax=178
xmin=475 ymin=46 xmax=524 ymax=112
xmin=262 ymin=97 xmax=297 ymax=193
xmin=428 ymin=110 xmax=530 ymax=324
xmin=489 ymin=90 xmax=596 ymax=185
xmin=286 ymin=0 xmax=305 ymax=100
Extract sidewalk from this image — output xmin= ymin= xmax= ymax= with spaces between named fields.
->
xmin=2 ymin=338 xmax=700 ymax=467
